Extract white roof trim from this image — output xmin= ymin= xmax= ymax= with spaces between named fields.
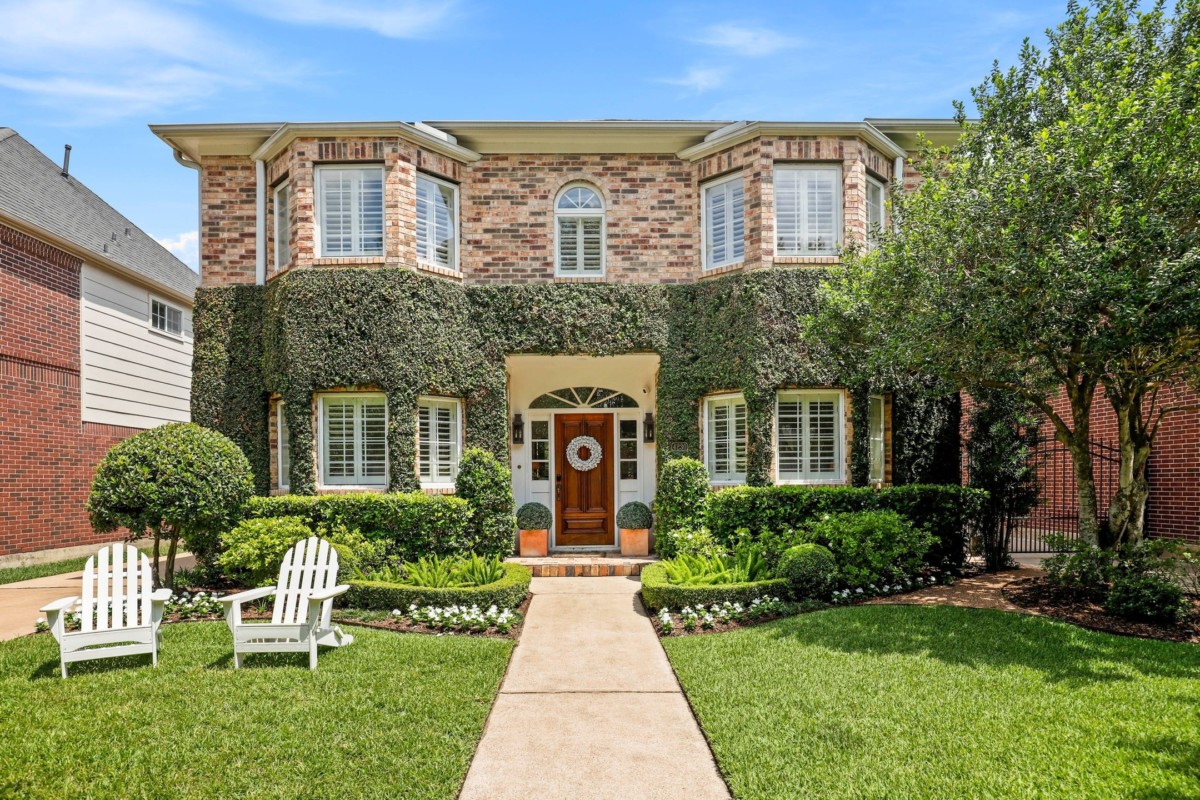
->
xmin=250 ymin=121 xmax=479 ymax=163
xmin=677 ymin=121 xmax=908 ymax=161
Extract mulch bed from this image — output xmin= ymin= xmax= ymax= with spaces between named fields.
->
xmin=332 ymin=595 xmax=532 ymax=640
xmin=1003 ymin=577 xmax=1200 ymax=644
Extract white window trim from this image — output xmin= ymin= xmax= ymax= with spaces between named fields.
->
xmin=553 ymin=182 xmax=606 ymax=278
xmin=317 ymin=392 xmax=389 ymax=489
xmin=702 ymin=392 xmax=747 ymax=485
xmin=314 ymin=164 xmax=386 ymax=258
xmin=774 ymin=389 xmax=846 ymax=485
xmin=417 ymin=395 xmax=463 ymax=489
xmin=148 ymin=294 xmax=185 ymax=340
xmin=866 ymin=175 xmax=886 ymax=249
xmin=774 ymin=164 xmax=843 ymax=257
xmin=868 ymin=394 xmax=886 ymax=483
xmin=276 ymin=401 xmax=290 ymax=491
xmin=273 ymin=180 xmax=291 ymax=270
xmin=416 ymin=172 xmax=460 ymax=272
xmin=701 ymin=172 xmax=745 ymax=271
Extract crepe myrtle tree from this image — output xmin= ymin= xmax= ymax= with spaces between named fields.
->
xmin=87 ymin=423 xmax=254 ymax=587
xmin=817 ymin=0 xmax=1200 ymax=546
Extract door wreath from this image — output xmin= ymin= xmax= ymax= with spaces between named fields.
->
xmin=565 ymin=435 xmax=603 ymax=472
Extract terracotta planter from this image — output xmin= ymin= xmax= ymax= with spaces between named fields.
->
xmin=519 ymin=528 xmax=549 ymax=557
xmin=620 ymin=528 xmax=650 ymax=557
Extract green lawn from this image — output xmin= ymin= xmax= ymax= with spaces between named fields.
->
xmin=0 ymin=556 xmax=91 ymax=585
xmin=664 ymin=605 xmax=1200 ymax=800
xmin=0 ymin=622 xmax=513 ymax=799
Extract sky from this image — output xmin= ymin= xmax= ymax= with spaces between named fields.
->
xmin=0 ymin=0 xmax=1066 ymax=272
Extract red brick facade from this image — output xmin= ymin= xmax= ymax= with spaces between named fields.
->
xmin=0 ymin=222 xmax=136 ymax=556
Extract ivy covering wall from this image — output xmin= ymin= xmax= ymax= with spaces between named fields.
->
xmin=192 ymin=267 xmax=959 ymax=495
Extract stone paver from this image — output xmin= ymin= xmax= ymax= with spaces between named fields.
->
xmin=459 ymin=576 xmax=729 ymax=800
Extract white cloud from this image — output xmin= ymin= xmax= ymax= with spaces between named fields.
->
xmin=156 ymin=230 xmax=199 ymax=271
xmin=658 ymin=66 xmax=728 ymax=94
xmin=690 ymin=24 xmax=801 ymax=57
xmin=239 ymin=0 xmax=459 ymax=38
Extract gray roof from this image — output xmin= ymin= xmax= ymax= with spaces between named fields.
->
xmin=0 ymin=128 xmax=198 ymax=298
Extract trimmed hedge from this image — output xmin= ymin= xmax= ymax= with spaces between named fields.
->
xmin=705 ymin=484 xmax=986 ymax=569
xmin=245 ymin=493 xmax=476 ymax=560
xmin=343 ymin=562 xmax=532 ymax=611
xmin=639 ymin=563 xmax=788 ymax=611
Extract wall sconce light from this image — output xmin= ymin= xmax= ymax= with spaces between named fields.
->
xmin=511 ymin=413 xmax=524 ymax=445
xmin=643 ymin=412 xmax=656 ymax=443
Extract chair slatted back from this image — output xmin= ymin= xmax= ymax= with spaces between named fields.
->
xmin=272 ymin=537 xmax=339 ymax=625
xmin=80 ymin=545 xmax=152 ymax=632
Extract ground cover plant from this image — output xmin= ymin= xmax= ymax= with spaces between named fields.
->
xmin=664 ymin=605 xmax=1200 ymax=799
xmin=0 ymin=622 xmax=513 ymax=799
xmin=0 ymin=556 xmax=91 ymax=586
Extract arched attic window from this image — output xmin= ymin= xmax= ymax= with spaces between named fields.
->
xmin=555 ymin=184 xmax=605 ymax=276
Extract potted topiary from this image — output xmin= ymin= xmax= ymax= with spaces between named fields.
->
xmin=617 ymin=501 xmax=653 ymax=556
xmin=515 ymin=502 xmax=551 ymax=557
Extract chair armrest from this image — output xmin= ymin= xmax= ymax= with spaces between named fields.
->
xmin=219 ymin=586 xmax=276 ymax=606
xmin=40 ymin=596 xmax=79 ymax=614
xmin=150 ymin=588 xmax=173 ymax=603
xmin=308 ymin=585 xmax=350 ymax=603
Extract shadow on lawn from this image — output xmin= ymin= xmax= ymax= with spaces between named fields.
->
xmin=1115 ymin=733 xmax=1200 ymax=797
xmin=763 ymin=605 xmax=1200 ymax=685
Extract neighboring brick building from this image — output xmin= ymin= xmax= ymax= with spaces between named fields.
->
xmin=0 ymin=129 xmax=199 ymax=558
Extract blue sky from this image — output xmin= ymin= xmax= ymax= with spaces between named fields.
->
xmin=0 ymin=0 xmax=1065 ymax=271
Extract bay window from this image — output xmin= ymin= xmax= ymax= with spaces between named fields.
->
xmin=702 ymin=173 xmax=745 ymax=270
xmin=775 ymin=165 xmax=841 ymax=256
xmin=317 ymin=165 xmax=384 ymax=257
xmin=776 ymin=390 xmax=844 ymax=483
xmin=705 ymin=393 xmax=747 ymax=483
xmin=417 ymin=397 xmax=461 ymax=487
xmin=319 ymin=393 xmax=387 ymax=487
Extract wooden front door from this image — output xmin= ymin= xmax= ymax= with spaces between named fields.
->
xmin=555 ymin=413 xmax=614 ymax=547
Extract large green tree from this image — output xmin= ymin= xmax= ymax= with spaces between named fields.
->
xmin=819 ymin=0 xmax=1200 ymax=546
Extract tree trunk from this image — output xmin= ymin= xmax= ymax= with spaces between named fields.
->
xmin=1105 ymin=391 xmax=1153 ymax=546
xmin=164 ymin=535 xmax=179 ymax=590
xmin=151 ymin=533 xmax=162 ymax=589
xmin=1066 ymin=438 xmax=1102 ymax=546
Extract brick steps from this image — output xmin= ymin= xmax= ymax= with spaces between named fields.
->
xmin=507 ymin=555 xmax=657 ymax=577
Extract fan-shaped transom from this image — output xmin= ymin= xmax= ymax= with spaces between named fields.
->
xmin=530 ymin=387 xmax=639 ymax=409
xmin=557 ymin=185 xmax=603 ymax=211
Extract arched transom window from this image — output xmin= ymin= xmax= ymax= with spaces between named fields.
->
xmin=530 ymin=387 xmax=638 ymax=409
xmin=555 ymin=184 xmax=605 ymax=276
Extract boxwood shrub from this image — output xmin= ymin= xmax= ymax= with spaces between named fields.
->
xmin=245 ymin=493 xmax=475 ymax=560
xmin=342 ymin=562 xmax=532 ymax=611
xmin=639 ymin=563 xmax=787 ymax=611
xmin=705 ymin=484 xmax=986 ymax=569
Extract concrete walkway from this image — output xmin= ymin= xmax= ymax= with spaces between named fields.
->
xmin=459 ymin=576 xmax=730 ymax=800
xmin=0 ymin=554 xmax=193 ymax=641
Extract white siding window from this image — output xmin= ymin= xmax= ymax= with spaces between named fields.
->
xmin=776 ymin=390 xmax=845 ymax=484
xmin=705 ymin=394 xmax=747 ymax=483
xmin=416 ymin=174 xmax=458 ymax=270
xmin=277 ymin=402 xmax=291 ymax=491
xmin=274 ymin=181 xmax=291 ymax=269
xmin=150 ymin=298 xmax=183 ymax=337
xmin=317 ymin=166 xmax=385 ymax=257
xmin=775 ymin=166 xmax=842 ymax=256
xmin=418 ymin=397 xmax=461 ymax=487
xmin=702 ymin=173 xmax=745 ymax=270
xmin=868 ymin=394 xmax=886 ymax=483
xmin=555 ymin=184 xmax=604 ymax=276
xmin=320 ymin=393 xmax=387 ymax=487
xmin=866 ymin=176 xmax=886 ymax=247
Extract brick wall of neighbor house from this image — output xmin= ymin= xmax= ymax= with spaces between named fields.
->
xmin=0 ymin=222 xmax=136 ymax=555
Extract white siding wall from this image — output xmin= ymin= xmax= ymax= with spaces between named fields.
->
xmin=80 ymin=263 xmax=193 ymax=429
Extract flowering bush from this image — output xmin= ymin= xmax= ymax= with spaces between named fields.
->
xmin=828 ymin=574 xmax=947 ymax=604
xmin=655 ymin=596 xmax=789 ymax=634
xmin=653 ymin=527 xmax=725 ymax=560
xmin=394 ymin=603 xmax=520 ymax=634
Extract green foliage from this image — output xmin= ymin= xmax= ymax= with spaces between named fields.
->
xmin=616 ymin=501 xmax=653 ymax=530
xmin=654 ymin=458 xmax=710 ymax=535
xmin=365 ymin=554 xmax=506 ymax=589
xmin=778 ymin=543 xmax=838 ymax=600
xmin=245 ymin=492 xmax=474 ymax=561
xmin=217 ymin=517 xmax=383 ymax=586
xmin=706 ymin=484 xmax=984 ymax=570
xmin=87 ymin=423 xmax=254 ymax=568
xmin=1042 ymin=537 xmax=1115 ymax=601
xmin=515 ymin=502 xmax=551 ymax=530
xmin=454 ymin=448 xmax=516 ymax=555
xmin=344 ymin=562 xmax=532 ymax=611
xmin=654 ymin=526 xmax=725 ymax=560
xmin=967 ymin=389 xmax=1039 ymax=569
xmin=660 ymin=546 xmax=770 ymax=587
xmin=1105 ymin=574 xmax=1187 ymax=624
xmin=801 ymin=510 xmax=934 ymax=589
xmin=640 ymin=563 xmax=786 ymax=611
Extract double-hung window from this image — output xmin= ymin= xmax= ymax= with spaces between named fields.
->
xmin=274 ymin=181 xmax=291 ymax=268
xmin=555 ymin=184 xmax=604 ymax=276
xmin=868 ymin=394 xmax=886 ymax=483
xmin=705 ymin=394 xmax=747 ymax=483
xmin=150 ymin=298 xmax=183 ymax=337
xmin=417 ymin=397 xmax=461 ymax=487
xmin=866 ymin=176 xmax=886 ymax=247
xmin=416 ymin=174 xmax=458 ymax=270
xmin=776 ymin=390 xmax=844 ymax=483
xmin=320 ymin=393 xmax=387 ymax=487
xmin=775 ymin=165 xmax=842 ymax=256
xmin=702 ymin=173 xmax=745 ymax=270
xmin=317 ymin=165 xmax=384 ymax=257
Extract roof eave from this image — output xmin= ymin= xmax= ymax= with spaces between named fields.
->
xmin=676 ymin=121 xmax=909 ymax=161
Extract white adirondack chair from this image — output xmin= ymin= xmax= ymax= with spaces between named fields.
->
xmin=220 ymin=536 xmax=353 ymax=670
xmin=40 ymin=544 xmax=172 ymax=678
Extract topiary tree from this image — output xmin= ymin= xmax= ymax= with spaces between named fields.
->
xmin=778 ymin=543 xmax=837 ymax=601
xmin=515 ymin=502 xmax=552 ymax=531
xmin=655 ymin=457 xmax=709 ymax=535
xmin=616 ymin=501 xmax=653 ymax=530
xmin=88 ymin=423 xmax=254 ymax=587
xmin=455 ymin=447 xmax=515 ymax=555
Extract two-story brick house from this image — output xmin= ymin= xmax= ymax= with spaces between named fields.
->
xmin=153 ymin=119 xmax=962 ymax=551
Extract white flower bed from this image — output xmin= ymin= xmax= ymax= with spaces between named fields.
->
xmin=394 ymin=603 xmax=519 ymax=634
xmin=656 ymin=596 xmax=788 ymax=634
xmin=35 ymin=590 xmax=226 ymax=633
